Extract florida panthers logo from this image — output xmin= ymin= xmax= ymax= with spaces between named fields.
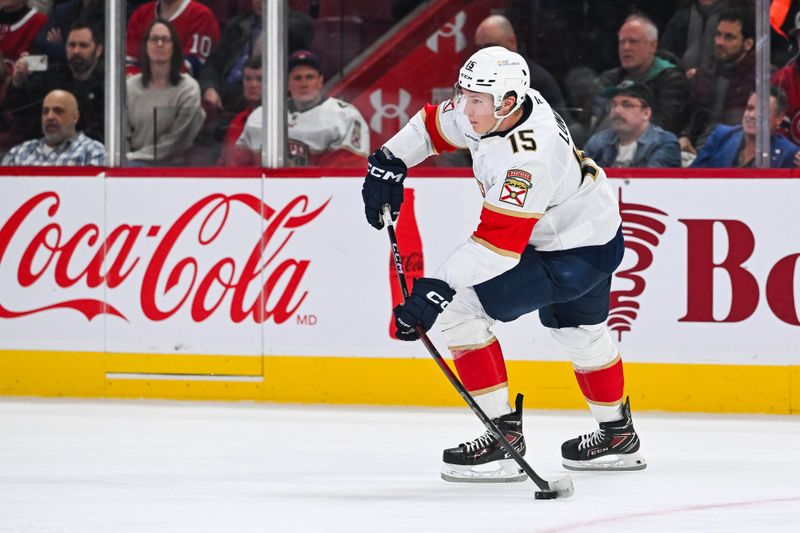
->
xmin=608 ymin=189 xmax=668 ymax=341
xmin=287 ymin=139 xmax=310 ymax=167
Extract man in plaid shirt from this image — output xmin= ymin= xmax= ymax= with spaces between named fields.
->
xmin=2 ymin=89 xmax=105 ymax=166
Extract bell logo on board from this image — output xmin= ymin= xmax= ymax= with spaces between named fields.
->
xmin=608 ymin=189 xmax=669 ymax=341
xmin=369 ymin=89 xmax=411 ymax=134
xmin=425 ymin=11 xmax=467 ymax=53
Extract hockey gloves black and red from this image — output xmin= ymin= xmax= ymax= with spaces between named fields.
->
xmin=362 ymin=148 xmax=407 ymax=230
xmin=393 ymin=277 xmax=455 ymax=341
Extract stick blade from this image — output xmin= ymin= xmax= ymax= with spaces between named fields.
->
xmin=534 ymin=475 xmax=574 ymax=500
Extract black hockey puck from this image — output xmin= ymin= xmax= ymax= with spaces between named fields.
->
xmin=534 ymin=490 xmax=558 ymax=500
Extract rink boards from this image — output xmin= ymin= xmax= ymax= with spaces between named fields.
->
xmin=0 ymin=168 xmax=798 ymax=414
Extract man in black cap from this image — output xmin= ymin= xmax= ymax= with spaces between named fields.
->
xmin=237 ymin=50 xmax=370 ymax=166
xmin=583 ymin=80 xmax=681 ymax=167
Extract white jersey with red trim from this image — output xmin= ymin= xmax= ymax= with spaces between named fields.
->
xmin=237 ymin=97 xmax=370 ymax=166
xmin=126 ymin=0 xmax=220 ymax=77
xmin=383 ymin=89 xmax=621 ymax=290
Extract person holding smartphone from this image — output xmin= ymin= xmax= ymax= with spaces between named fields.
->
xmin=8 ymin=22 xmax=105 ymax=143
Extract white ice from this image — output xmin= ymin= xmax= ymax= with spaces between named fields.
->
xmin=0 ymin=399 xmax=798 ymax=533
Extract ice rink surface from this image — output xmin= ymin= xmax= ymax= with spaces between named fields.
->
xmin=1 ymin=399 xmax=798 ymax=533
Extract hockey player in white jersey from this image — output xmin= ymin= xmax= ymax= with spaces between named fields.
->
xmin=361 ymin=46 xmax=646 ymax=482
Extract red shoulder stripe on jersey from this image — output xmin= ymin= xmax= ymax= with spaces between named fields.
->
xmin=472 ymin=202 xmax=540 ymax=257
xmin=423 ymin=103 xmax=459 ymax=154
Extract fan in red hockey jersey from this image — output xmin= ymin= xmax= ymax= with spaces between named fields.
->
xmin=126 ymin=0 xmax=220 ymax=77
xmin=0 ymin=0 xmax=47 ymax=71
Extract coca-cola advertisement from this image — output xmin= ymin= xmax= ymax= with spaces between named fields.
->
xmin=1 ymin=171 xmax=798 ymax=369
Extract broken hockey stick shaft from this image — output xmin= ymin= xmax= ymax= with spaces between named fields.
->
xmin=381 ymin=205 xmax=573 ymax=499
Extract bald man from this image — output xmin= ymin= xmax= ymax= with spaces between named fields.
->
xmin=42 ymin=90 xmax=80 ymax=147
xmin=2 ymin=89 xmax=105 ymax=166
xmin=474 ymin=15 xmax=568 ymax=121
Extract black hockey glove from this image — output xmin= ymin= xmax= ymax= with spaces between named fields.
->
xmin=393 ymin=278 xmax=455 ymax=341
xmin=361 ymin=148 xmax=407 ymax=230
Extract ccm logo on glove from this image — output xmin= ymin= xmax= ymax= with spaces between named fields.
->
xmin=426 ymin=290 xmax=450 ymax=311
xmin=368 ymin=163 xmax=405 ymax=183
xmin=362 ymin=148 xmax=408 ymax=230
xmin=393 ymin=277 xmax=456 ymax=341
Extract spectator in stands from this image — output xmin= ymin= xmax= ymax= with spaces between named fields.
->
xmin=474 ymin=15 xmax=569 ymax=123
xmin=126 ymin=18 xmax=205 ymax=165
xmin=1 ymin=89 xmax=104 ymax=165
xmin=9 ymin=21 xmax=104 ymax=141
xmin=681 ymin=8 xmax=755 ymax=157
xmin=237 ymin=50 xmax=369 ymax=167
xmin=584 ymin=81 xmax=681 ymax=168
xmin=592 ymin=14 xmax=689 ymax=136
xmin=218 ymin=54 xmax=260 ymax=166
xmin=772 ymin=12 xmax=800 ymax=145
xmin=200 ymin=0 xmax=315 ymax=116
xmin=199 ymin=0 xmax=251 ymax=30
xmin=661 ymin=0 xmax=730 ymax=76
xmin=200 ymin=0 xmax=262 ymax=116
xmin=691 ymin=87 xmax=799 ymax=168
xmin=32 ymin=0 xmax=102 ymax=64
xmin=0 ymin=50 xmax=26 ymax=159
xmin=0 ymin=0 xmax=48 ymax=70
xmin=126 ymin=0 xmax=219 ymax=78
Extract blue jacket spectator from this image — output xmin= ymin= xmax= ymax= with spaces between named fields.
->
xmin=691 ymin=88 xmax=799 ymax=168
xmin=690 ymin=124 xmax=799 ymax=168
xmin=585 ymin=123 xmax=681 ymax=167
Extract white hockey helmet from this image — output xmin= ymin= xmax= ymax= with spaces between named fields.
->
xmin=456 ymin=46 xmax=530 ymax=119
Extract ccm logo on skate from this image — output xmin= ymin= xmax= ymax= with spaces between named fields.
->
xmin=426 ymin=291 xmax=450 ymax=310
xmin=368 ymin=164 xmax=404 ymax=183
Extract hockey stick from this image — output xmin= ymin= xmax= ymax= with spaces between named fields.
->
xmin=381 ymin=205 xmax=573 ymax=500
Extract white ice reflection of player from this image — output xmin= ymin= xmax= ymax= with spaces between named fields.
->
xmin=361 ymin=46 xmax=647 ymax=482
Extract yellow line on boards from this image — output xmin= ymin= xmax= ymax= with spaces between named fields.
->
xmin=0 ymin=350 xmax=796 ymax=414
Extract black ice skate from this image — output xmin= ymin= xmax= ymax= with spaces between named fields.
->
xmin=441 ymin=393 xmax=527 ymax=483
xmin=561 ymin=396 xmax=647 ymax=471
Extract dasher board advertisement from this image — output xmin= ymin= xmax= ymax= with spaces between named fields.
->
xmin=0 ymin=173 xmax=798 ymax=367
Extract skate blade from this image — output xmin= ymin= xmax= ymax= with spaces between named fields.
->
xmin=441 ymin=459 xmax=528 ymax=483
xmin=562 ymin=451 xmax=647 ymax=472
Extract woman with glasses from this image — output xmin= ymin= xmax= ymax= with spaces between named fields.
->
xmin=126 ymin=18 xmax=205 ymax=166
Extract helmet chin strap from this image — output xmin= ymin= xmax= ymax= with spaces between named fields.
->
xmin=486 ymin=116 xmax=505 ymax=134
xmin=486 ymin=101 xmax=521 ymax=134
